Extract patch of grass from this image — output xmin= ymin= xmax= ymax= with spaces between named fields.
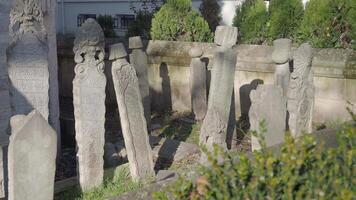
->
xmin=55 ymin=166 xmax=142 ymax=200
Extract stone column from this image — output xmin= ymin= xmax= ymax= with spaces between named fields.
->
xmin=7 ymin=0 xmax=50 ymax=120
xmin=110 ymin=43 xmax=155 ymax=180
xmin=272 ymin=38 xmax=292 ymax=96
xmin=129 ymin=36 xmax=151 ymax=130
xmin=287 ymin=43 xmax=314 ymax=138
xmin=249 ymin=85 xmax=287 ymax=150
xmin=189 ymin=47 xmax=207 ymax=121
xmin=8 ymin=110 xmax=57 ymax=200
xmin=200 ymin=47 xmax=237 ymax=159
xmin=73 ymin=19 xmax=106 ymax=191
xmin=43 ymin=0 xmax=61 ymax=149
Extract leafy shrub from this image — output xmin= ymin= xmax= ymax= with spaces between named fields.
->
xmin=297 ymin=0 xmax=355 ymax=49
xmin=268 ymin=0 xmax=304 ymax=40
xmin=97 ymin=15 xmax=116 ymax=38
xmin=199 ymin=0 xmax=222 ymax=32
xmin=233 ymin=0 xmax=269 ymax=44
xmin=154 ymin=120 xmax=356 ymax=199
xmin=151 ymin=0 xmax=213 ymax=42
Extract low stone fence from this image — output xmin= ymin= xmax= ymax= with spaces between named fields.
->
xmin=58 ymin=40 xmax=356 ymax=125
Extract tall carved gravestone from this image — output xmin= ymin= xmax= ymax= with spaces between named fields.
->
xmin=200 ymin=48 xmax=237 ymax=160
xmin=129 ymin=36 xmax=151 ymax=130
xmin=110 ymin=43 xmax=155 ymax=180
xmin=272 ymin=38 xmax=292 ymax=96
xmin=189 ymin=47 xmax=207 ymax=121
xmin=249 ymin=85 xmax=287 ymax=150
xmin=73 ymin=19 xmax=106 ymax=191
xmin=8 ymin=110 xmax=57 ymax=200
xmin=199 ymin=26 xmax=238 ymax=153
xmin=7 ymin=0 xmax=50 ymax=119
xmin=287 ymin=43 xmax=314 ymax=138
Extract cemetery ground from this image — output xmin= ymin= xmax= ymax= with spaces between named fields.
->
xmin=53 ymin=110 xmax=348 ymax=200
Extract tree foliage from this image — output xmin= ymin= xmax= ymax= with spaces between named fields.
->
xmin=233 ymin=0 xmax=268 ymax=44
xmin=199 ymin=0 xmax=222 ymax=32
xmin=297 ymin=0 xmax=355 ymax=49
xmin=268 ymin=0 xmax=304 ymax=40
xmin=150 ymin=0 xmax=213 ymax=42
xmin=97 ymin=15 xmax=116 ymax=38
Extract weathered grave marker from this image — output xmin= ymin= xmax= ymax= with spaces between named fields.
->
xmin=8 ymin=110 xmax=57 ymax=200
xmin=288 ymin=43 xmax=314 ymax=137
xmin=200 ymin=48 xmax=237 ymax=156
xmin=73 ymin=19 xmax=106 ymax=191
xmin=7 ymin=0 xmax=50 ymax=119
xmin=272 ymin=38 xmax=292 ymax=96
xmin=129 ymin=36 xmax=151 ymax=129
xmin=110 ymin=43 xmax=155 ymax=180
xmin=189 ymin=47 xmax=207 ymax=121
xmin=249 ymin=85 xmax=287 ymax=150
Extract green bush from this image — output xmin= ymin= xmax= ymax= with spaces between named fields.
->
xmin=268 ymin=0 xmax=304 ymax=40
xmin=298 ymin=0 xmax=355 ymax=49
xmin=127 ymin=11 xmax=153 ymax=40
xmin=199 ymin=0 xmax=222 ymax=32
xmin=154 ymin=120 xmax=356 ymax=199
xmin=97 ymin=15 xmax=116 ymax=38
xmin=233 ymin=0 xmax=269 ymax=44
xmin=151 ymin=0 xmax=213 ymax=42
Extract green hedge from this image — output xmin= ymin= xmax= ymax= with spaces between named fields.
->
xmin=154 ymin=110 xmax=356 ymax=199
xmin=232 ymin=0 xmax=355 ymax=49
xmin=151 ymin=0 xmax=213 ymax=42
xmin=97 ymin=15 xmax=116 ymax=38
xmin=268 ymin=0 xmax=304 ymax=40
xmin=298 ymin=0 xmax=355 ymax=49
xmin=233 ymin=0 xmax=268 ymax=44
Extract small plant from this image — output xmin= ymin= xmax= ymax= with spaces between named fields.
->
xmin=233 ymin=0 xmax=269 ymax=44
xmin=297 ymin=0 xmax=354 ymax=49
xmin=97 ymin=15 xmax=116 ymax=38
xmin=151 ymin=0 xmax=213 ymax=42
xmin=199 ymin=0 xmax=222 ymax=32
xmin=155 ymin=120 xmax=356 ymax=199
xmin=268 ymin=0 xmax=304 ymax=40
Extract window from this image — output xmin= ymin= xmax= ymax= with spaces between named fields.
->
xmin=114 ymin=15 xmax=135 ymax=29
xmin=77 ymin=14 xmax=97 ymax=27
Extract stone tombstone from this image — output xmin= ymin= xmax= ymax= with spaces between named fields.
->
xmin=189 ymin=47 xmax=207 ymax=121
xmin=73 ymin=19 xmax=106 ymax=191
xmin=272 ymin=38 xmax=292 ymax=96
xmin=249 ymin=85 xmax=287 ymax=151
xmin=110 ymin=43 xmax=155 ymax=180
xmin=214 ymin=26 xmax=238 ymax=47
xmin=287 ymin=43 xmax=314 ymax=138
xmin=7 ymin=0 xmax=50 ymax=120
xmin=129 ymin=36 xmax=151 ymax=130
xmin=0 ymin=0 xmax=12 ymax=138
xmin=8 ymin=110 xmax=57 ymax=200
xmin=213 ymin=25 xmax=238 ymax=149
xmin=200 ymin=48 xmax=237 ymax=157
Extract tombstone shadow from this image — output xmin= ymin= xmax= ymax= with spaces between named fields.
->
xmin=154 ymin=113 xmax=194 ymax=170
xmin=236 ymin=79 xmax=264 ymax=146
xmin=159 ymin=63 xmax=172 ymax=112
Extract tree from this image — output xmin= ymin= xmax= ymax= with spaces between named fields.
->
xmin=298 ymin=0 xmax=354 ymax=49
xmin=268 ymin=0 xmax=304 ymax=40
xmin=233 ymin=0 xmax=269 ymax=44
xmin=127 ymin=0 xmax=163 ymax=39
xmin=97 ymin=15 xmax=116 ymax=38
xmin=151 ymin=0 xmax=213 ymax=42
xmin=199 ymin=0 xmax=221 ymax=32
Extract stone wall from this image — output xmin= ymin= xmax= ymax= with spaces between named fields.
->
xmin=57 ymin=40 xmax=356 ymax=124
